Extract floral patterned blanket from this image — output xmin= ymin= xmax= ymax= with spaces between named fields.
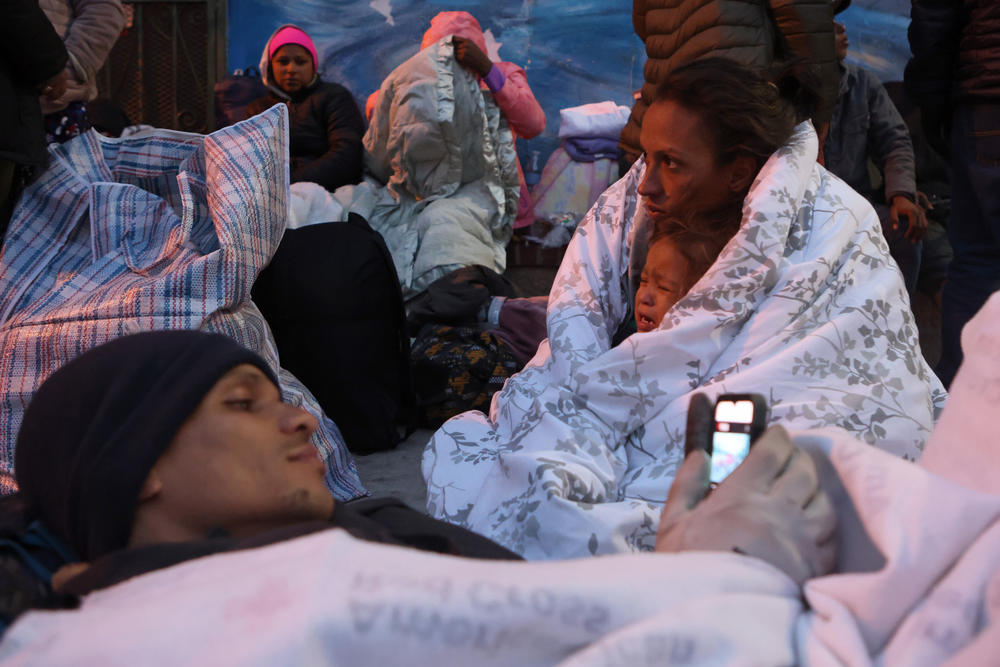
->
xmin=423 ymin=122 xmax=946 ymax=559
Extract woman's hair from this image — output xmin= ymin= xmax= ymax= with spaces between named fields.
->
xmin=649 ymin=217 xmax=735 ymax=295
xmin=652 ymin=57 xmax=820 ymax=171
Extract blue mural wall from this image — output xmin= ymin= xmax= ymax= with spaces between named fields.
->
xmin=228 ymin=0 xmax=912 ymax=168
xmin=838 ymin=0 xmax=912 ymax=83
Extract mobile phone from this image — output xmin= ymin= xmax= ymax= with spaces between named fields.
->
xmin=709 ymin=393 xmax=768 ymax=484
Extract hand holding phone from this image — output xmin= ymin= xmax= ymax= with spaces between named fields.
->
xmin=709 ymin=393 xmax=768 ymax=484
xmin=658 ymin=423 xmax=837 ymax=583
xmin=685 ymin=392 xmax=768 ymax=485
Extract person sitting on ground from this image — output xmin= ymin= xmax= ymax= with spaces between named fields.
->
xmin=634 ymin=225 xmax=729 ymax=333
xmin=820 ymin=17 xmax=927 ymax=301
xmin=421 ymin=57 xmax=943 ymax=560
xmin=1 ymin=330 xmax=833 ymax=626
xmin=247 ymin=24 xmax=365 ymax=192
xmin=366 ymin=11 xmax=545 ymax=229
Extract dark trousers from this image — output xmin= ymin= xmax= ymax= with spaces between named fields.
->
xmin=937 ymin=104 xmax=1000 ymax=388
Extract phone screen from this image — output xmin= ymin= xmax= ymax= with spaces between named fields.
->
xmin=710 ymin=398 xmax=756 ymax=484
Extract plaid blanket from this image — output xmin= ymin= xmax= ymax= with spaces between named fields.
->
xmin=0 ymin=106 xmax=365 ymax=500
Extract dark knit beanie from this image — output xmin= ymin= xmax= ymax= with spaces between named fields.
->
xmin=14 ymin=330 xmax=280 ymax=561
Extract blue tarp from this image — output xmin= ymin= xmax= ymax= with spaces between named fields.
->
xmin=227 ymin=0 xmax=911 ymax=168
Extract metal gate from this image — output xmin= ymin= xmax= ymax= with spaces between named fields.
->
xmin=97 ymin=0 xmax=227 ymax=134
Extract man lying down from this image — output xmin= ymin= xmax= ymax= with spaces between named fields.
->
xmin=1 ymin=323 xmax=997 ymax=663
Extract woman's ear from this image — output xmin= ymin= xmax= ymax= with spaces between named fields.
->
xmin=727 ymin=154 xmax=758 ymax=194
xmin=137 ymin=469 xmax=163 ymax=502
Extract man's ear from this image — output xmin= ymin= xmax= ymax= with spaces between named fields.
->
xmin=137 ymin=469 xmax=163 ymax=502
xmin=727 ymin=153 xmax=758 ymax=193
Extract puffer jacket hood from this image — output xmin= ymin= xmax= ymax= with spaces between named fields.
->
xmin=420 ymin=11 xmax=489 ymax=58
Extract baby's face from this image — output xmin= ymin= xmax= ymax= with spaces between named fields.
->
xmin=635 ymin=238 xmax=690 ymax=333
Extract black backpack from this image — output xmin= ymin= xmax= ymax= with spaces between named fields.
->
xmin=213 ymin=66 xmax=268 ymax=128
xmin=252 ymin=214 xmax=415 ymax=454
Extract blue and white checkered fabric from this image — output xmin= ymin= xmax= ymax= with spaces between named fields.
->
xmin=0 ymin=105 xmax=366 ymax=500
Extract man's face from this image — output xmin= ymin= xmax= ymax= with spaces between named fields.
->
xmin=835 ymin=22 xmax=849 ymax=61
xmin=271 ymin=44 xmax=315 ymax=94
xmin=145 ymin=364 xmax=334 ymax=540
xmin=638 ymin=100 xmax=737 ymax=224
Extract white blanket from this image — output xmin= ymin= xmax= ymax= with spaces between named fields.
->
xmin=557 ymin=101 xmax=631 ymax=140
xmin=330 ymin=39 xmax=520 ymax=298
xmin=423 ymin=123 xmax=946 ymax=559
xmin=3 ymin=292 xmax=998 ymax=665
xmin=287 ymin=182 xmax=343 ymax=230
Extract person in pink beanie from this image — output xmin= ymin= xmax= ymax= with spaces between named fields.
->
xmin=248 ymin=24 xmax=365 ymax=192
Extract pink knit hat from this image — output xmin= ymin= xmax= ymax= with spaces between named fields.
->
xmin=420 ymin=11 xmax=488 ymax=56
xmin=268 ymin=25 xmax=319 ymax=69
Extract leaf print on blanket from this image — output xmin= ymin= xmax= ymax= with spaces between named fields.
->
xmin=423 ymin=122 xmax=946 ymax=560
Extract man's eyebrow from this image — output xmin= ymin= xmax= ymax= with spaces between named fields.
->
xmin=216 ymin=367 xmax=267 ymax=390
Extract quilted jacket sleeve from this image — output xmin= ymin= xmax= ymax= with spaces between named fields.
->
xmin=768 ymin=0 xmax=838 ymax=126
xmin=64 ymin=0 xmax=125 ymax=86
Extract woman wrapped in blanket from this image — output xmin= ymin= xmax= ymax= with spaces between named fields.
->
xmin=247 ymin=25 xmax=365 ymax=192
xmin=422 ymin=57 xmax=945 ymax=560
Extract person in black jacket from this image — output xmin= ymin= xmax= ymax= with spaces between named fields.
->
xmin=0 ymin=0 xmax=68 ymax=232
xmin=8 ymin=330 xmax=518 ymax=604
xmin=5 ymin=329 xmax=832 ymax=621
xmin=247 ymin=24 xmax=365 ymax=192
xmin=906 ymin=0 xmax=1000 ymax=388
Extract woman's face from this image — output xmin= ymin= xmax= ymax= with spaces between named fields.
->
xmin=638 ymin=100 xmax=741 ymax=224
xmin=271 ymin=44 xmax=315 ymax=94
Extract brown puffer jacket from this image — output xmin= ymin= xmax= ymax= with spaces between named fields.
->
xmin=619 ymin=0 xmax=837 ymax=164
xmin=907 ymin=0 xmax=1000 ymax=106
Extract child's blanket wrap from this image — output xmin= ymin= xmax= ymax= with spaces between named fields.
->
xmin=0 ymin=106 xmax=365 ymax=500
xmin=330 ymin=38 xmax=520 ymax=298
xmin=3 ymin=294 xmax=999 ymax=666
xmin=423 ymin=122 xmax=947 ymax=559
